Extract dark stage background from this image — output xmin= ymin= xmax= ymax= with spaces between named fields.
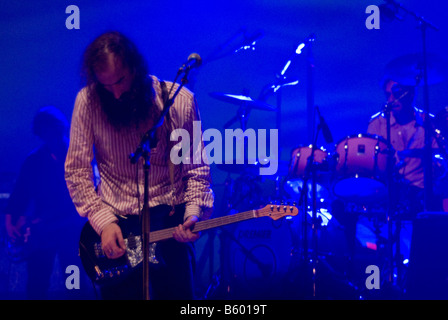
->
xmin=1 ymin=0 xmax=447 ymax=299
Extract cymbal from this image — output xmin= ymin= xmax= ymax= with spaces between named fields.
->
xmin=209 ymin=92 xmax=276 ymax=111
xmin=384 ymin=53 xmax=447 ymax=86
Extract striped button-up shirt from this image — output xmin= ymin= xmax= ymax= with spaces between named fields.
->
xmin=65 ymin=76 xmax=214 ymax=235
xmin=367 ymin=108 xmax=437 ymax=189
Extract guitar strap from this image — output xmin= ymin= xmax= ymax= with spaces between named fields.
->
xmin=160 ymin=80 xmax=176 ymax=216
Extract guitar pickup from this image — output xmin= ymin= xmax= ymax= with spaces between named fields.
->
xmin=127 ymin=233 xmax=137 ymax=250
xmin=93 ymin=242 xmax=106 ymax=258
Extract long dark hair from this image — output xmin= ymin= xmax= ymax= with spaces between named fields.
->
xmin=81 ymin=31 xmax=156 ymax=129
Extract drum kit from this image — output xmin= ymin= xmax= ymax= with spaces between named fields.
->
xmin=206 ymin=49 xmax=448 ymax=299
xmin=197 ymin=3 xmax=448 ymax=298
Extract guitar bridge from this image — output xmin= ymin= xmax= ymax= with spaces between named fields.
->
xmin=94 ymin=243 xmax=105 ymax=258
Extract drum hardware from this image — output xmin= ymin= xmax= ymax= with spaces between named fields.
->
xmin=207 ymin=42 xmax=308 ymax=296
xmin=291 ymin=104 xmax=333 ymax=298
xmin=285 ymin=144 xmax=332 ymax=230
xmin=206 ymin=85 xmax=285 ymax=298
xmin=288 ymin=145 xmax=329 ymax=179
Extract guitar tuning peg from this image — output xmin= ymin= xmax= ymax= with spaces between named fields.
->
xmin=291 ymin=202 xmax=297 ymax=213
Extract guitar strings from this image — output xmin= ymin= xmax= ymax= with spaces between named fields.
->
xmin=149 ymin=210 xmax=256 ymax=242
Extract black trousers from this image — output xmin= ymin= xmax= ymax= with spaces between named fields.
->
xmin=99 ymin=204 xmax=196 ymax=300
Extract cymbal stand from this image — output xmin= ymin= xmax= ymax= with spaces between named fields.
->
xmin=223 ymin=89 xmax=251 ymax=132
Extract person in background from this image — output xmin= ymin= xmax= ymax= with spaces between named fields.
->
xmin=4 ymin=106 xmax=87 ymax=299
xmin=367 ymin=78 xmax=442 ymax=217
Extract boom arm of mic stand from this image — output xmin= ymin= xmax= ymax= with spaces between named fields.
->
xmin=385 ymin=0 xmax=438 ymax=31
xmin=130 ymin=72 xmax=189 ymax=164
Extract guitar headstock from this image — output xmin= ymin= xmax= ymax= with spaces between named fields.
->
xmin=256 ymin=203 xmax=299 ymax=220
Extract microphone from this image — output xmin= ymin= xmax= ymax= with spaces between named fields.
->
xmin=384 ymin=88 xmax=410 ymax=112
xmin=178 ymin=53 xmax=202 ymax=73
xmin=316 ymin=106 xmax=333 ymax=143
xmin=379 ymin=2 xmax=403 ymax=21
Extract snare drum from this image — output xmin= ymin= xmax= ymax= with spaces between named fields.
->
xmin=333 ymin=133 xmax=392 ymax=203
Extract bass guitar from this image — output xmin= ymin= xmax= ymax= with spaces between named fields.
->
xmin=79 ymin=203 xmax=298 ymax=285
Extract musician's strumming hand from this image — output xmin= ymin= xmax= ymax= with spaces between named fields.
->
xmin=101 ymin=222 xmax=126 ymax=259
xmin=173 ymin=215 xmax=200 ymax=243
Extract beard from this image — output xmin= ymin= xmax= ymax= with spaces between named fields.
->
xmin=96 ymin=84 xmax=153 ymax=130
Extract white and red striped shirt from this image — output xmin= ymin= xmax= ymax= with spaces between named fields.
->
xmin=65 ymin=76 xmax=214 ymax=235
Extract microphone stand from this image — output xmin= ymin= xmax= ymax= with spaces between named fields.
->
xmin=129 ymin=66 xmax=193 ymax=300
xmin=274 ymin=33 xmax=317 ymax=297
xmin=383 ymin=103 xmax=395 ymax=286
xmin=306 ymin=35 xmax=318 ymax=298
xmin=310 ymin=129 xmax=320 ymax=299
xmin=384 ymin=0 xmax=439 ymax=212
xmin=260 ymin=34 xmax=314 ymax=144
xmin=382 ymin=0 xmax=439 ymax=294
xmin=297 ymin=116 xmax=322 ymax=299
xmin=383 ymin=90 xmax=410 ymax=288
xmin=258 ymin=33 xmax=316 ymax=297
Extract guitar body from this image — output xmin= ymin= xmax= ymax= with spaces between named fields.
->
xmin=79 ymin=215 xmax=155 ymax=286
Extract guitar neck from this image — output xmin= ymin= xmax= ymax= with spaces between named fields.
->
xmin=149 ymin=209 xmax=256 ymax=243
